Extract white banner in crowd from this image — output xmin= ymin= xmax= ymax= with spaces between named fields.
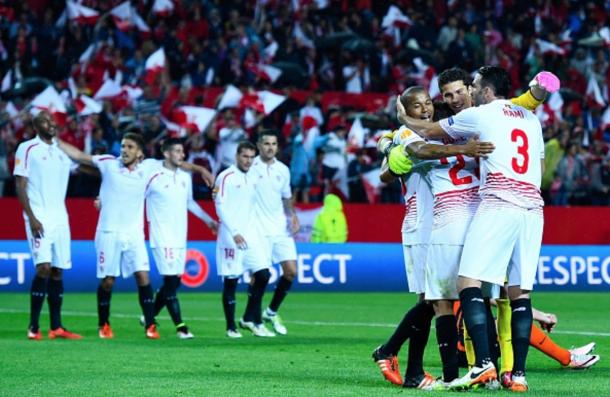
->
xmin=294 ymin=206 xmax=323 ymax=242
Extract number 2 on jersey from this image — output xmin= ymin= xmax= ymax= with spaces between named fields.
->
xmin=440 ymin=155 xmax=477 ymax=186
xmin=511 ymin=129 xmax=529 ymax=174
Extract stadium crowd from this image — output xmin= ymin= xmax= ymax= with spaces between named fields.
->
xmin=0 ymin=0 xmax=609 ymax=205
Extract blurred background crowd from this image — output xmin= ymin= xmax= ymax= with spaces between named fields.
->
xmin=0 ymin=0 xmax=609 ymax=206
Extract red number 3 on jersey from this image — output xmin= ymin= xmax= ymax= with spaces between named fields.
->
xmin=511 ymin=129 xmax=529 ymax=174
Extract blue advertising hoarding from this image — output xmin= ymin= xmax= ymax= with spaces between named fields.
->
xmin=0 ymin=241 xmax=609 ymax=292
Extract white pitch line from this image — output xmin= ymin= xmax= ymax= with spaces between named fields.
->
xmin=1 ymin=308 xmax=609 ymax=337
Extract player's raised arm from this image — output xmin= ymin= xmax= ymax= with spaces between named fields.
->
xmin=179 ymin=162 xmax=215 ymax=187
xmin=55 ymin=138 xmax=95 ymax=166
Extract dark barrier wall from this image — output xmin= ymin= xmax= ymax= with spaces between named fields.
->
xmin=1 ymin=242 xmax=609 ymax=292
xmin=0 ymin=198 xmax=608 ymax=244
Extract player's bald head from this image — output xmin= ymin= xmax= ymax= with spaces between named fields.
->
xmin=33 ymin=111 xmax=51 ymax=129
xmin=400 ymin=86 xmax=429 ymax=108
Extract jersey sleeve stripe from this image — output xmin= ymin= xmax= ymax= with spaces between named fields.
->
xmin=145 ymin=173 xmax=161 ymax=194
xmin=221 ymin=171 xmax=235 ymax=197
xmin=24 ymin=143 xmax=39 ymax=169
xmin=98 ymin=156 xmax=117 ymax=161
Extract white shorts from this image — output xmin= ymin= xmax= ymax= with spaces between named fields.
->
xmin=152 ymin=247 xmax=187 ymax=276
xmin=95 ymin=231 xmax=150 ymax=279
xmin=403 ymin=244 xmax=429 ymax=294
xmin=460 ymin=205 xmax=543 ymax=291
xmin=216 ymin=229 xmax=270 ymax=278
xmin=425 ymin=244 xmax=461 ymax=301
xmin=25 ymin=222 xmax=72 ymax=269
xmin=266 ymin=234 xmax=297 ymax=264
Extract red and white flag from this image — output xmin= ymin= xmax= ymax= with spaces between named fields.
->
xmin=601 ymin=106 xmax=610 ymax=131
xmin=240 ymin=90 xmax=286 ymax=115
xmin=5 ymin=101 xmax=18 ymax=117
xmin=586 ymin=74 xmax=607 ymax=108
xmin=244 ymin=61 xmax=282 ymax=83
xmin=30 ymin=86 xmax=68 ymax=126
xmin=216 ymin=85 xmax=243 ymax=110
xmin=293 ymin=23 xmax=315 ymax=50
xmin=78 ymin=44 xmax=96 ymax=64
xmin=145 ymin=48 xmax=165 ymax=85
xmin=361 ymin=168 xmax=383 ymax=203
xmin=65 ymin=0 xmax=99 ymax=25
xmin=93 ymin=79 xmax=123 ymax=100
xmin=535 ymin=39 xmax=566 ymax=55
xmin=110 ymin=2 xmax=151 ymax=37
xmin=382 ymin=5 xmax=412 ymax=29
xmin=122 ymin=85 xmax=143 ymax=103
xmin=600 ymin=27 xmax=610 ymax=47
xmin=153 ymin=0 xmax=174 ymax=17
xmin=1 ymin=69 xmax=11 ymax=92
xmin=173 ymin=106 xmax=216 ymax=133
xmin=347 ymin=116 xmax=365 ymax=148
xmin=74 ymin=95 xmax=103 ymax=116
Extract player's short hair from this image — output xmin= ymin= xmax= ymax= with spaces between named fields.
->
xmin=432 ymin=101 xmax=454 ymax=121
xmin=123 ymin=132 xmax=145 ymax=151
xmin=161 ymin=137 xmax=183 ymax=153
xmin=400 ymin=86 xmax=428 ymax=107
xmin=237 ymin=140 xmax=256 ymax=154
xmin=32 ymin=111 xmax=50 ymax=130
xmin=477 ymin=65 xmax=511 ymax=98
xmin=258 ymin=129 xmax=278 ymax=142
xmin=437 ymin=68 xmax=471 ymax=91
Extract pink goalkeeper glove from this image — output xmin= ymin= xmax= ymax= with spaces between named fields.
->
xmin=529 ymin=71 xmax=561 ymax=93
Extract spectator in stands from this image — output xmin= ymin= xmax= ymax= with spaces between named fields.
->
xmin=321 ymin=125 xmax=347 ymax=188
xmin=553 ymin=142 xmax=589 ymax=206
xmin=542 ymin=129 xmax=569 ymax=203
xmin=311 ymin=194 xmax=348 ymax=243
xmin=309 ymin=148 xmax=325 ymax=203
xmin=343 ymin=58 xmax=370 ymax=94
xmin=217 ymin=112 xmax=246 ymax=173
xmin=347 ymin=149 xmax=371 ymax=203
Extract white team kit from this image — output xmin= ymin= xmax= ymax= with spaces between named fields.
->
xmin=215 ymin=165 xmax=270 ymax=278
xmin=393 ymin=128 xmax=434 ymax=295
xmin=93 ymin=156 xmax=160 ymax=278
xmin=14 ymin=136 xmax=79 ymax=268
xmin=397 ymin=129 xmax=482 ymax=301
xmin=146 ymin=166 xmax=209 ymax=276
xmin=250 ymin=156 xmax=297 ymax=264
xmin=440 ymin=100 xmax=545 ymax=290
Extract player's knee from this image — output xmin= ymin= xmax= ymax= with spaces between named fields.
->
xmin=134 ymin=271 xmax=150 ymax=287
xmin=35 ymin=263 xmax=51 ymax=278
xmin=101 ymin=277 xmax=115 ymax=291
xmin=49 ymin=267 xmax=63 ymax=280
xmin=281 ymin=261 xmax=297 ymax=281
xmin=253 ymin=268 xmax=270 ymax=285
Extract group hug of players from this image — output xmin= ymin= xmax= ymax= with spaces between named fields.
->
xmin=371 ymin=66 xmax=600 ymax=392
xmin=16 ymin=111 xmax=298 ymax=341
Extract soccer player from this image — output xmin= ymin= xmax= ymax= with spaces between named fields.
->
xmin=15 ymin=111 xmax=82 ymax=340
xmin=399 ymin=65 xmax=545 ymax=391
xmin=215 ymin=141 xmax=275 ymax=338
xmin=57 ymin=133 xmax=213 ymax=339
xmin=250 ymin=130 xmax=300 ymax=335
xmin=145 ymin=138 xmax=218 ymax=339
xmin=372 ymin=90 xmax=494 ymax=389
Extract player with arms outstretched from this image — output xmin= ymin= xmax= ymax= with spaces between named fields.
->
xmin=57 ymin=133 xmax=213 ymax=339
xmin=15 ymin=111 xmax=83 ymax=340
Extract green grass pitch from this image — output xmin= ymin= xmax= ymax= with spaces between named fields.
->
xmin=0 ymin=292 xmax=608 ymax=396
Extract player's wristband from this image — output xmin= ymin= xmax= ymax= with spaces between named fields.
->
xmin=380 ymin=141 xmax=396 ymax=156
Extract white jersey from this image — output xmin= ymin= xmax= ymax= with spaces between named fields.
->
xmin=250 ymin=156 xmax=292 ymax=236
xmin=93 ymin=156 xmax=160 ymax=233
xmin=397 ymin=130 xmax=482 ymax=245
xmin=393 ymin=128 xmax=433 ymax=245
xmin=145 ymin=166 xmax=194 ymax=249
xmin=14 ymin=136 xmax=78 ymax=227
xmin=440 ymin=100 xmax=544 ymax=213
xmin=215 ymin=164 xmax=259 ymax=240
